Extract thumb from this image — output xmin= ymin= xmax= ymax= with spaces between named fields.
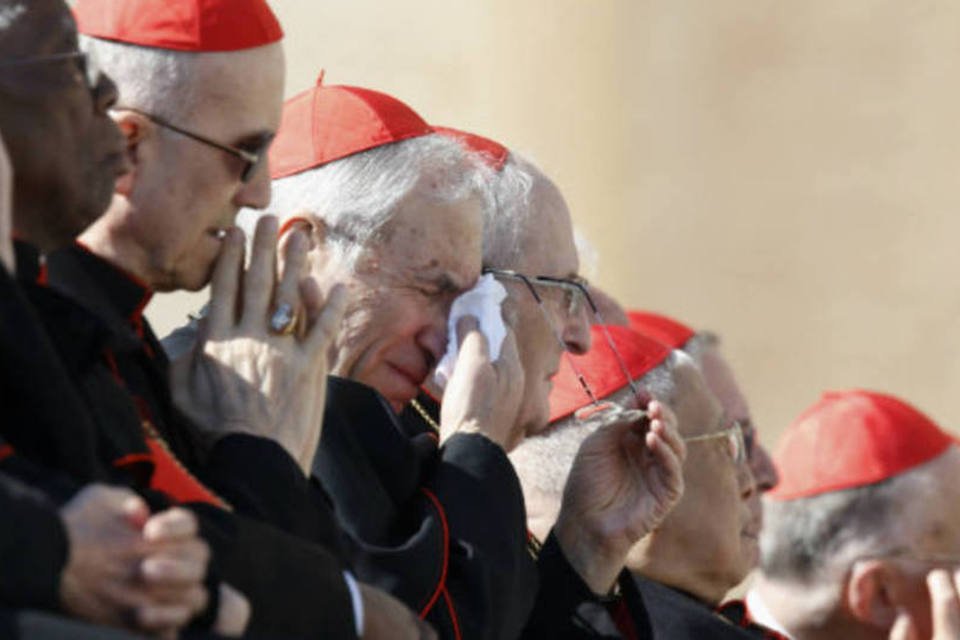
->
xmin=456 ymin=315 xmax=482 ymax=350
xmin=888 ymin=609 xmax=919 ymax=640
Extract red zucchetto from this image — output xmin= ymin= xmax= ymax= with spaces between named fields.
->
xmin=73 ymin=0 xmax=283 ymax=52
xmin=434 ymin=126 xmax=510 ymax=171
xmin=549 ymin=325 xmax=671 ymax=423
xmin=270 ymin=75 xmax=434 ymax=179
xmin=626 ymin=310 xmax=696 ymax=350
xmin=768 ymin=389 xmax=955 ymax=501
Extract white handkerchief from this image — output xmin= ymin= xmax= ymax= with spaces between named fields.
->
xmin=434 ymin=274 xmax=508 ymax=388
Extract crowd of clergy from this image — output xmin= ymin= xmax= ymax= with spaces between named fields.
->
xmin=1 ymin=0 xmax=959 ymax=638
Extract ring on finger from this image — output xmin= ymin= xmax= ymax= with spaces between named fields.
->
xmin=269 ymin=303 xmax=297 ymax=336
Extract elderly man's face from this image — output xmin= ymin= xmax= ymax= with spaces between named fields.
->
xmin=699 ymin=347 xmax=779 ymax=493
xmin=493 ymin=177 xmax=591 ymax=436
xmin=632 ymin=361 xmax=759 ymax=604
xmin=90 ymin=43 xmax=284 ymax=291
xmin=325 ymin=192 xmax=483 ymax=412
xmin=863 ymin=450 xmax=960 ymax=637
xmin=0 ymin=0 xmax=126 ymax=251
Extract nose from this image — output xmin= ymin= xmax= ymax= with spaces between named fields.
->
xmin=233 ymin=158 xmax=272 ymax=209
xmin=93 ymin=72 xmax=119 ymax=115
xmin=750 ymin=443 xmax=780 ymax=493
xmin=560 ymin=304 xmax=591 ymax=355
xmin=739 ymin=462 xmax=758 ymax=501
xmin=417 ymin=307 xmax=449 ymax=370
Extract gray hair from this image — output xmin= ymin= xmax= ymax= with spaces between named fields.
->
xmin=510 ymin=350 xmax=691 ymax=498
xmin=759 ymin=446 xmax=960 ymax=584
xmin=79 ymin=35 xmax=198 ymax=120
xmin=681 ymin=331 xmax=719 ymax=367
xmin=243 ymin=133 xmax=486 ymax=267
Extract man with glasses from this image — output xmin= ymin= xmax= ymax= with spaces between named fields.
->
xmin=410 ymin=129 xmax=690 ymax=631
xmin=747 ymin=390 xmax=960 ymax=640
xmin=511 ymin=323 xmax=760 ymax=638
xmin=4 ymin=0 xmax=413 ymax=637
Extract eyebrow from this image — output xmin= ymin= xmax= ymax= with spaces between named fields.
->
xmin=415 ymin=271 xmax=468 ymax=294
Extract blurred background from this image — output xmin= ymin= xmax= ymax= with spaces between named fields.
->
xmin=147 ymin=0 xmax=960 ymax=446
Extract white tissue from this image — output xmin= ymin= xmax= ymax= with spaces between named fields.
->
xmin=433 ymin=274 xmax=508 ymax=388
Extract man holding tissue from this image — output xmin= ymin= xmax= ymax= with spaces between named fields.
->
xmin=219 ymin=83 xmax=685 ymax=638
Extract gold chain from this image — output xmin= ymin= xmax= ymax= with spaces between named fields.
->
xmin=409 ymin=398 xmax=440 ymax=434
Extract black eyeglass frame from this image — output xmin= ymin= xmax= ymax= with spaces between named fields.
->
xmin=112 ymin=106 xmax=272 ymax=184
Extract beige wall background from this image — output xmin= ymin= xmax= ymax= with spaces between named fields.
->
xmin=147 ymin=0 xmax=960 ymax=447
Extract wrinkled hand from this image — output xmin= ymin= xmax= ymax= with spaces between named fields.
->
xmin=359 ymin=583 xmax=437 ymax=640
xmin=59 ymin=487 xmax=210 ymax=636
xmin=439 ymin=316 xmax=525 ymax=452
xmin=171 ymin=215 xmax=347 ymax=474
xmin=554 ymin=400 xmax=686 ymax=594
xmin=889 ymin=569 xmax=960 ymax=640
xmin=0 ymin=131 xmax=13 ymax=274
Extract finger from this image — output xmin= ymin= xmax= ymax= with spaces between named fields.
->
xmin=888 ymin=609 xmax=919 ymax=640
xmin=215 ymin=583 xmax=251 ymax=636
xmin=305 ymin=282 xmax=348 ymax=354
xmin=143 ymin=508 xmax=198 ymax=543
xmin=240 ymin=215 xmax=279 ymax=330
xmin=651 ymin=415 xmax=687 ymax=462
xmin=455 ymin=316 xmax=490 ymax=369
xmin=272 ymin=229 xmax=309 ymax=332
xmin=140 ymin=551 xmax=208 ymax=588
xmin=928 ymin=569 xmax=960 ymax=635
xmin=135 ymin=602 xmax=197 ymax=634
xmin=647 ymin=427 xmax=685 ymax=494
xmin=207 ymin=227 xmax=245 ymax=336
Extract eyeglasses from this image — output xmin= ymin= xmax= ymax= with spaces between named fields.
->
xmin=484 ymin=266 xmax=649 ymax=426
xmin=482 ymin=268 xmax=595 ymax=318
xmin=0 ymin=50 xmax=101 ymax=93
xmin=112 ymin=107 xmax=272 ymax=183
xmin=859 ymin=548 xmax=960 ymax=568
xmin=684 ymin=420 xmax=747 ymax=466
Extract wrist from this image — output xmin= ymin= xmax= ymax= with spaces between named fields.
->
xmin=554 ymin=511 xmax=627 ymax=595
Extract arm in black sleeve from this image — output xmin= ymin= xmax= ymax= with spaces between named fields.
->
xmin=188 ymin=503 xmax=358 ymax=639
xmin=0 ymin=471 xmax=69 ymax=611
xmin=423 ymin=432 xmax=538 ymax=640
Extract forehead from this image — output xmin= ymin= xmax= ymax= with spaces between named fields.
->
xmin=700 ymin=348 xmax=750 ymax=422
xmin=377 ymin=191 xmax=483 ymax=282
xmin=511 ymin=175 xmax=579 ymax=278
xmin=671 ymin=360 xmax=724 ymax=438
xmin=1 ymin=0 xmax=75 ymax=57
xmin=188 ymin=43 xmax=285 ymax=135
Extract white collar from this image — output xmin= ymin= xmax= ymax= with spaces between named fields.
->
xmin=746 ymin=588 xmax=794 ymax=639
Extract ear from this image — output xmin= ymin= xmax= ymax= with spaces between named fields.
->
xmin=110 ymin=110 xmax=153 ymax=197
xmin=847 ymin=560 xmax=901 ymax=629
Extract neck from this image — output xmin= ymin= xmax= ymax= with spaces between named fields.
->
xmin=77 ymin=195 xmax=156 ymax=289
xmin=631 ymin=540 xmax=732 ymax=606
xmin=751 ymin=574 xmax=876 ymax=640
xmin=13 ymin=203 xmax=66 ymax=254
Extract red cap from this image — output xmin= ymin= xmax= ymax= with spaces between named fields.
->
xmin=74 ymin=0 xmax=283 ymax=52
xmin=270 ymin=75 xmax=434 ymax=179
xmin=548 ymin=325 xmax=671 ymax=423
xmin=627 ymin=310 xmax=696 ymax=350
xmin=768 ymin=389 xmax=955 ymax=501
xmin=434 ymin=126 xmax=509 ymax=171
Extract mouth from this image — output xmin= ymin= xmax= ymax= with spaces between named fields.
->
xmin=206 ymin=227 xmax=229 ymax=241
xmin=390 ymin=363 xmax=427 ymax=388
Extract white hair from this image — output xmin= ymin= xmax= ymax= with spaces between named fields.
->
xmin=242 ymin=133 xmax=486 ymax=267
xmin=510 ymin=350 xmax=691 ymax=498
xmin=79 ymin=35 xmax=198 ymax=119
xmin=759 ymin=445 xmax=960 ymax=584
